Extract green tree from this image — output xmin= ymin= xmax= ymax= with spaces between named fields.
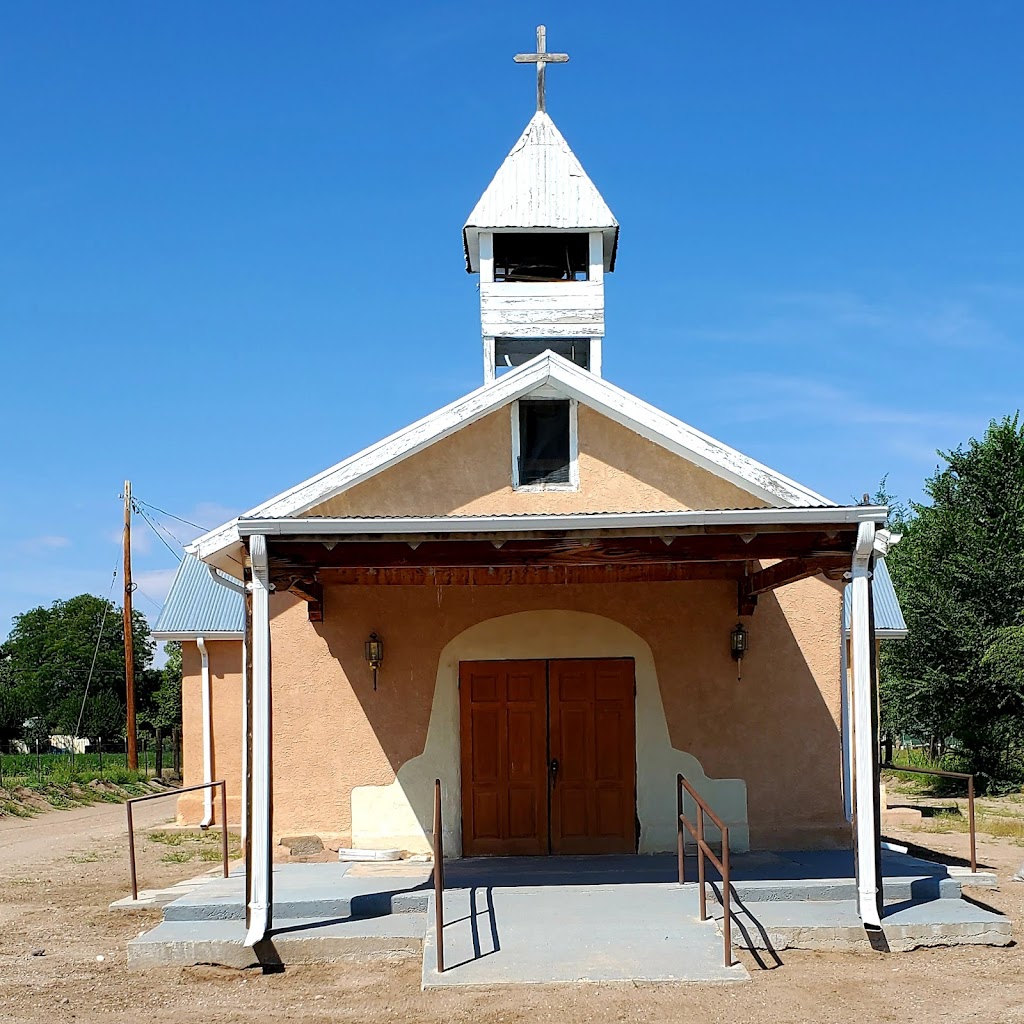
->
xmin=0 ymin=594 xmax=155 ymax=738
xmin=881 ymin=415 xmax=1024 ymax=790
xmin=148 ymin=642 xmax=183 ymax=733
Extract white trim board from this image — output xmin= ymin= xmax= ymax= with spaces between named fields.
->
xmin=235 ymin=505 xmax=888 ymax=538
xmin=188 ymin=352 xmax=838 ymax=570
xmin=151 ymin=631 xmax=245 ymax=641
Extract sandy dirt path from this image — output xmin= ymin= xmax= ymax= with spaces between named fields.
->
xmin=0 ymin=799 xmax=172 ymax=869
xmin=1 ymin=810 xmax=1024 ymax=1024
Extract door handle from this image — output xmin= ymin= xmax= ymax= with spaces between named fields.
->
xmin=549 ymin=758 xmax=559 ymax=785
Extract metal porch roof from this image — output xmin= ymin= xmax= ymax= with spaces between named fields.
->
xmin=152 ymin=554 xmax=244 ymax=638
xmin=843 ymin=559 xmax=908 ymax=636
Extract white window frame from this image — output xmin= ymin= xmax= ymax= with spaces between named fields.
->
xmin=511 ymin=397 xmax=579 ymax=492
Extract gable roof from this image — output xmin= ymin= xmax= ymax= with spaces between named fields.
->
xmin=463 ymin=111 xmax=619 ymax=273
xmin=187 ymin=351 xmax=834 ymax=574
xmin=152 ymin=554 xmax=244 ymax=639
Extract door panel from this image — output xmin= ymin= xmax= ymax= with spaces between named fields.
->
xmin=550 ymin=659 xmax=636 ymax=854
xmin=460 ymin=658 xmax=636 ymax=856
xmin=460 ymin=660 xmax=548 ymax=856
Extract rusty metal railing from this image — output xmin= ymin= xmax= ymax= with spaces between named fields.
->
xmin=432 ymin=778 xmax=445 ymax=973
xmin=677 ymin=773 xmax=733 ymax=968
xmin=126 ymin=780 xmax=229 ymax=900
xmin=880 ymin=762 xmax=977 ymax=873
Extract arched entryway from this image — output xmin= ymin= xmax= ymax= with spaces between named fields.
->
xmin=351 ymin=610 xmax=749 ymax=856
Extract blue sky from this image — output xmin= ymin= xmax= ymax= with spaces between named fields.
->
xmin=2 ymin=2 xmax=1022 ymax=644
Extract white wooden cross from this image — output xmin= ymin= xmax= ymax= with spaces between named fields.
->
xmin=514 ymin=25 xmax=569 ymax=113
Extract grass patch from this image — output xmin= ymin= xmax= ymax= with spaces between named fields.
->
xmin=0 ymin=777 xmax=170 ymax=818
xmin=914 ymin=804 xmax=1024 ymax=844
xmin=1 ymin=800 xmax=36 ymax=818
xmin=160 ymin=850 xmax=195 ymax=864
xmin=43 ymin=789 xmax=80 ymax=809
xmin=148 ymin=829 xmax=241 ymax=864
xmin=148 ymin=830 xmax=187 ymax=847
xmin=69 ymin=850 xmax=104 ymax=864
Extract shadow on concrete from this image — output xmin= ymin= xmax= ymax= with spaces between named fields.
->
xmin=444 ymin=886 xmax=502 ymax=969
xmin=886 ymin=834 xmax=992 ymax=873
xmin=707 ymin=881 xmax=784 ymax=971
xmin=443 ymin=850 xmax=957 ymax=889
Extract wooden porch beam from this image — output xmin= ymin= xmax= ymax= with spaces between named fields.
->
xmin=268 ymin=532 xmax=857 ymax=573
xmin=284 ymin=578 xmax=323 ymax=622
xmin=741 ymin=556 xmax=849 ymax=600
xmin=316 ymin=562 xmax=747 ymax=587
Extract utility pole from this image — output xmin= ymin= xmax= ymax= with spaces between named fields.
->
xmin=123 ymin=480 xmax=137 ymax=770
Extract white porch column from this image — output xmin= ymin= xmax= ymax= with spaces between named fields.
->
xmin=850 ymin=521 xmax=882 ymax=927
xmin=240 ymin=630 xmax=249 ymax=847
xmin=840 ymin=633 xmax=852 ymax=823
xmin=244 ymin=533 xmax=273 ymax=947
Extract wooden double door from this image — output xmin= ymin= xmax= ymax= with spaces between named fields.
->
xmin=459 ymin=658 xmax=637 ymax=857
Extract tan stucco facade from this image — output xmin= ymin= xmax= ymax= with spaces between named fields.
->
xmin=179 ymin=402 xmax=850 ymax=852
xmin=178 ymin=639 xmax=244 ymax=826
xmin=308 ymin=405 xmax=766 ymax=518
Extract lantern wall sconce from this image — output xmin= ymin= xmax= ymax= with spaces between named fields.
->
xmin=365 ymin=632 xmax=384 ymax=691
xmin=730 ymin=623 xmax=748 ymax=681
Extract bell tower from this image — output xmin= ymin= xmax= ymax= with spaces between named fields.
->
xmin=463 ymin=27 xmax=618 ymax=383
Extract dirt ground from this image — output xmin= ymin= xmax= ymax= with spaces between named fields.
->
xmin=2 ymin=804 xmax=1024 ymax=1024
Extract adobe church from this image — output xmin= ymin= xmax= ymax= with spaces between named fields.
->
xmin=154 ymin=28 xmax=902 ymax=944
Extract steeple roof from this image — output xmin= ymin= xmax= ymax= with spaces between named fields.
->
xmin=463 ymin=111 xmax=619 ymax=273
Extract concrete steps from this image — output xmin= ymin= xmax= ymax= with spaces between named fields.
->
xmin=158 ymin=867 xmax=432 ymax=922
xmin=722 ymin=873 xmax=964 ymax=903
xmin=162 ymin=888 xmax=429 ymax=922
xmin=127 ymin=914 xmax=427 ymax=969
xmin=712 ymin=898 xmax=1012 ymax=953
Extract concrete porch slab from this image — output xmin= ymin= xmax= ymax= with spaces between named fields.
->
xmin=422 ymin=884 xmax=748 ymax=987
xmin=161 ymin=862 xmax=432 ymax=922
xmin=127 ymin=914 xmax=427 ymax=969
xmin=712 ymin=897 xmax=1012 ymax=953
xmin=109 ymin=865 xmax=243 ymax=910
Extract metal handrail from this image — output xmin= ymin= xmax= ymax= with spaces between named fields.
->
xmin=432 ymin=778 xmax=445 ymax=973
xmin=880 ymin=762 xmax=977 ymax=872
xmin=677 ymin=773 xmax=733 ymax=968
xmin=126 ymin=780 xmax=230 ymax=900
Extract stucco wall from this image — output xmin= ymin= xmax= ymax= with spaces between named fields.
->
xmin=307 ymin=405 xmax=766 ymax=517
xmin=178 ymin=639 xmax=244 ymax=826
xmin=267 ymin=575 xmax=847 ymax=852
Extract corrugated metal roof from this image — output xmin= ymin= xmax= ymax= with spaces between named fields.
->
xmin=281 ymin=506 xmax=843 ymax=521
xmin=463 ymin=112 xmax=618 ymax=272
xmin=843 ymin=559 xmax=908 ymax=636
xmin=152 ymin=554 xmax=244 ymax=637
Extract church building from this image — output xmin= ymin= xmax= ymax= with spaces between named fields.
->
xmin=154 ymin=28 xmax=902 ymax=947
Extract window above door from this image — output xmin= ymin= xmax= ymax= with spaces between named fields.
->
xmin=512 ymin=398 xmax=579 ymax=490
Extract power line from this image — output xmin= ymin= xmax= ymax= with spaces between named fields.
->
xmin=134 ymin=505 xmax=182 ymax=563
xmin=133 ymin=586 xmax=164 ymax=613
xmin=146 ymin=509 xmax=188 ymax=554
xmin=73 ymin=556 xmax=120 ymax=741
xmin=133 ymin=497 xmax=210 ymax=533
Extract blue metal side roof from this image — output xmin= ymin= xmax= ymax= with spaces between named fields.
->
xmin=152 ymin=554 xmax=245 ymax=637
xmin=843 ymin=558 xmax=908 ymax=636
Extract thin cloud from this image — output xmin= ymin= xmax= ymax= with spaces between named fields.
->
xmin=685 ymin=287 xmax=1009 ymax=353
xmin=133 ymin=567 xmax=179 ymax=612
xmin=19 ymin=535 xmax=71 ymax=553
xmin=716 ymin=373 xmax=980 ymax=432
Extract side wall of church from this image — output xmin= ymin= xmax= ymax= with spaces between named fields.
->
xmin=178 ymin=639 xmax=244 ymax=826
